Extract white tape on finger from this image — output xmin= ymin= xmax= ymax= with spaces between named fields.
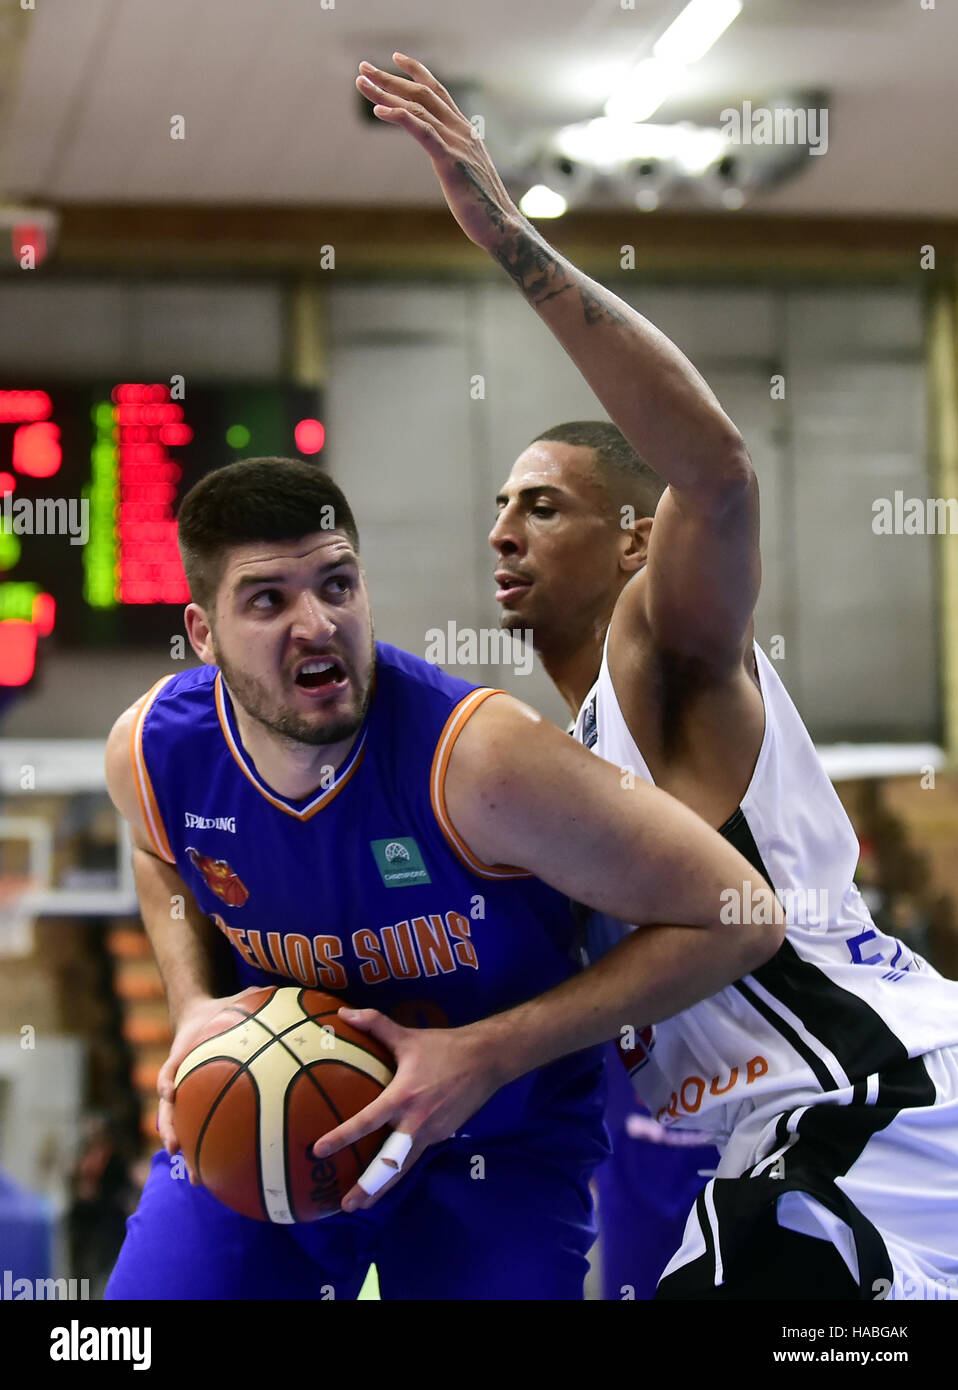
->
xmin=356 ymin=1131 xmax=414 ymax=1196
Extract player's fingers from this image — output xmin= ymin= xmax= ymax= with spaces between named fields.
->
xmin=357 ymin=60 xmax=460 ymax=125
xmin=157 ymin=1097 xmax=179 ymax=1156
xmin=368 ymin=103 xmax=447 ymax=159
xmin=157 ymin=1054 xmax=178 ymax=1102
xmin=356 ymin=74 xmax=446 ymax=142
xmin=357 ymin=70 xmax=435 ymax=122
xmin=311 ymin=1090 xmax=395 ymax=1158
xmin=342 ymin=1131 xmax=419 ymax=1212
xmin=158 ymin=1043 xmax=192 ymax=1099
xmin=337 ymin=1005 xmax=404 ymax=1050
xmin=158 ymin=1100 xmax=198 ymax=1183
xmin=391 ymin=52 xmax=461 ymax=115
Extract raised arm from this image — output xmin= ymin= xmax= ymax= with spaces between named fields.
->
xmin=356 ymin=53 xmax=760 ymax=668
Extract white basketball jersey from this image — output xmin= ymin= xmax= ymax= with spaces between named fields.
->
xmin=573 ymin=635 xmax=958 ymax=1173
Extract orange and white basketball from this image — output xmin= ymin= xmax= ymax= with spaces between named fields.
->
xmin=172 ymin=986 xmax=395 ymax=1222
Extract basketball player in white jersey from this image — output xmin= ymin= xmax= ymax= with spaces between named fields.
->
xmin=352 ymin=53 xmax=958 ymax=1300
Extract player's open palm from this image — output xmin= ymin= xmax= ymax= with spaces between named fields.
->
xmin=156 ymin=985 xmax=267 ymax=1169
xmin=356 ymin=53 xmax=522 ymax=255
xmin=311 ymin=1006 xmax=507 ymax=1211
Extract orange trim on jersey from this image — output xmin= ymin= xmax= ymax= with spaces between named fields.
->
xmin=213 ymin=672 xmax=366 ymax=820
xmin=430 ymin=688 xmax=532 ymax=880
xmin=130 ymin=675 xmax=177 ymax=864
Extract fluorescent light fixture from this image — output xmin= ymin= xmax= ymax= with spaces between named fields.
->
xmin=654 ymin=0 xmax=743 ymax=66
xmin=555 ymin=118 xmax=728 ymax=172
xmin=519 ymin=184 xmax=568 ymax=218
xmin=605 ymin=57 xmax=686 ymax=123
xmin=556 ymin=119 xmax=672 ymax=167
xmin=671 ymin=124 xmax=730 ymax=175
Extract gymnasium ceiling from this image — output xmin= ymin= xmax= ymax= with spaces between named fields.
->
xmin=0 ymin=0 xmax=953 ymax=217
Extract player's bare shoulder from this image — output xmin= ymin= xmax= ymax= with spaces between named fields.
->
xmin=442 ymin=689 xmax=611 ymax=863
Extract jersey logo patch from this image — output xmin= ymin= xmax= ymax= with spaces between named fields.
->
xmin=187 ymin=846 xmax=250 ymax=906
xmin=370 ymin=837 xmax=432 ymax=888
xmin=581 ymin=695 xmax=598 ymax=750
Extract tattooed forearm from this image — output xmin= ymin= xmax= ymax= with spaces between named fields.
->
xmin=497 ymin=222 xmax=628 ymax=328
xmin=454 ymin=158 xmax=626 ymax=328
xmin=495 ymin=226 xmax=572 ymax=305
xmin=579 ymin=283 xmax=628 ymax=326
xmin=456 ymin=161 xmax=512 ymax=241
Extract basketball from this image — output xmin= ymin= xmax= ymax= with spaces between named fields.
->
xmin=172 ymin=986 xmax=395 ymax=1223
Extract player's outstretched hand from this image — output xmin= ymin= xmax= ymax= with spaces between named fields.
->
xmin=356 ymin=53 xmax=523 ymax=256
xmin=312 ymin=1006 xmax=507 ymax=1211
xmin=156 ymin=986 xmax=269 ymax=1176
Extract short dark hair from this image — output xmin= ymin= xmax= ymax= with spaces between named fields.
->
xmin=530 ymin=420 xmax=665 ymax=519
xmin=177 ymin=457 xmax=359 ymax=612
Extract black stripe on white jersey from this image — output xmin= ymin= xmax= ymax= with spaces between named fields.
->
xmin=720 ymin=805 xmax=912 ymax=1089
xmin=735 ymin=977 xmax=839 ymax=1092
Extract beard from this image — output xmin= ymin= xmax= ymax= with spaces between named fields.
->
xmin=214 ymin=642 xmax=375 ymax=748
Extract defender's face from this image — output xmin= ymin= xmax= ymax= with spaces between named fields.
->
xmin=488 ymin=443 xmax=626 ymax=653
xmin=190 ymin=531 xmax=375 ymax=747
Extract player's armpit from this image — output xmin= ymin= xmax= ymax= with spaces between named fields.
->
xmin=444 ymin=691 xmax=782 ymax=965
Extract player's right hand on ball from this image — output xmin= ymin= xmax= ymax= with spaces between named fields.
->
xmin=156 ymin=986 xmax=266 ymax=1172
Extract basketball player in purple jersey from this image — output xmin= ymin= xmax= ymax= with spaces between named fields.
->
xmin=332 ymin=54 xmax=958 ymax=1302
xmin=104 ymin=454 xmax=781 ymax=1301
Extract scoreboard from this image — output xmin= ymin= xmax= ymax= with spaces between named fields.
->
xmin=0 ymin=382 xmax=323 ymax=685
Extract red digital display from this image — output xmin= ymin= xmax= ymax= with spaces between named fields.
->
xmin=0 ymin=380 xmax=323 ymax=688
xmin=295 ymin=417 xmax=326 ymax=455
xmin=0 ymin=620 xmax=37 ymax=687
xmin=111 ymin=383 xmax=191 ymax=605
xmin=13 ymin=421 xmax=62 ymax=477
xmin=0 ymin=390 xmax=52 ymax=423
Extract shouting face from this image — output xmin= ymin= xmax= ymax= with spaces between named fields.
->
xmin=186 ymin=531 xmax=375 ymax=749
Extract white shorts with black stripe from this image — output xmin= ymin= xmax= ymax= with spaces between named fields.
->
xmin=656 ymin=1043 xmax=958 ymax=1300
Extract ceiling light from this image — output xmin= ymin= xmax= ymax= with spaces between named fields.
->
xmin=605 ymin=58 xmax=686 ymax=124
xmin=653 ymin=0 xmax=743 ymax=66
xmin=555 ymin=118 xmax=726 ymax=172
xmin=519 ymin=185 xmax=568 ymax=218
xmin=671 ymin=124 xmax=730 ymax=175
